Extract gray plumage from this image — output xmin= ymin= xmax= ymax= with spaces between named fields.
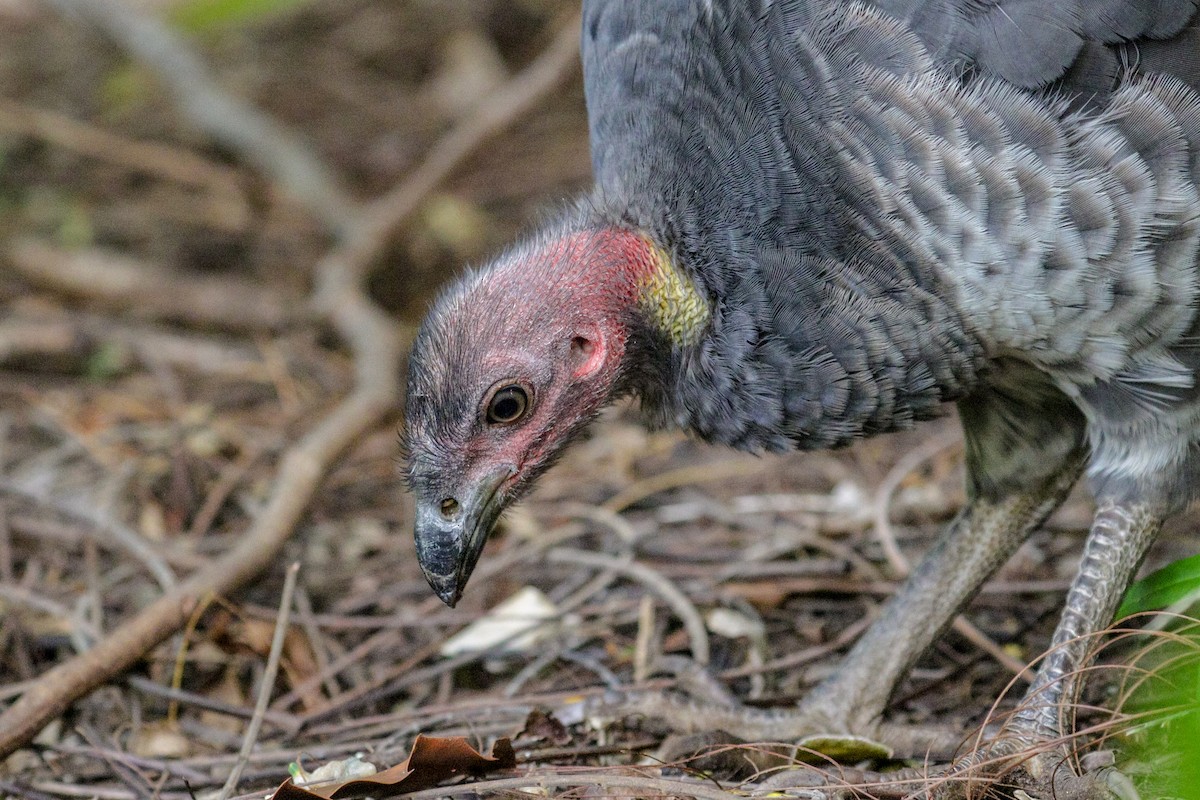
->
xmin=582 ymin=0 xmax=1200 ymax=510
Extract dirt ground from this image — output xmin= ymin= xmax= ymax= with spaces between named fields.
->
xmin=0 ymin=2 xmax=1196 ymax=798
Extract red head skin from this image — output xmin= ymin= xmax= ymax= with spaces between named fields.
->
xmin=404 ymin=225 xmax=663 ymax=604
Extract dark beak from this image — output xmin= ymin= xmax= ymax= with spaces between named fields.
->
xmin=413 ymin=467 xmax=513 ymax=606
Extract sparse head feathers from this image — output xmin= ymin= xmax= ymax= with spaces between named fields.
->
xmin=403 ymin=219 xmax=703 ymax=488
xmin=409 ymin=218 xmax=708 ymax=387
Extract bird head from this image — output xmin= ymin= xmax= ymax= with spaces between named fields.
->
xmin=403 ymin=223 xmax=697 ymax=605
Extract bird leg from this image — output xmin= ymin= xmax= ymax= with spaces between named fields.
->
xmin=794 ymin=451 xmax=1087 ymax=747
xmin=924 ymin=499 xmax=1164 ymax=800
xmin=791 ymin=376 xmax=1091 ymax=756
xmin=585 ymin=379 xmax=1097 ymax=777
xmin=1011 ymin=501 xmax=1161 ymax=742
xmin=749 ymin=496 xmax=1160 ymax=800
xmin=582 ymin=448 xmax=1087 ymax=762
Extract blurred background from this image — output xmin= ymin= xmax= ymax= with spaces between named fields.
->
xmin=0 ymin=0 xmax=589 ymax=323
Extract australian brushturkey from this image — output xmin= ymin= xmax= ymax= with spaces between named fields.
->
xmin=404 ymin=0 xmax=1200 ymax=792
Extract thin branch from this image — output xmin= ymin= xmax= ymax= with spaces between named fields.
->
xmin=125 ymin=676 xmax=298 ymax=731
xmin=872 ymin=432 xmax=959 ymax=577
xmin=0 ymin=584 xmax=101 ymax=644
xmin=217 ymin=561 xmax=300 ymax=800
xmin=401 ymin=771 xmax=744 ymax=800
xmin=602 ymin=458 xmax=770 ymax=514
xmin=290 ymin=583 xmax=341 ymax=704
xmin=0 ymin=477 xmax=177 ymax=593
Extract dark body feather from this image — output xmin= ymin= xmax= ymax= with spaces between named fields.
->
xmin=583 ymin=0 xmax=1200 ymax=510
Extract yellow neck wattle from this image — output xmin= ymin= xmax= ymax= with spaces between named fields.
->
xmin=635 ymin=239 xmax=710 ymax=346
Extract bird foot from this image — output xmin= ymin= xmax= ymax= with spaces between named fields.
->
xmin=653 ymin=728 xmax=895 ymax=779
xmin=923 ymin=740 xmax=1139 ymax=800
xmin=754 ymin=737 xmax=1137 ymax=800
xmin=577 ymin=677 xmax=1133 ymax=798
xmin=575 ymin=677 xmax=955 ymax=768
xmin=577 ymin=655 xmax=953 ymax=761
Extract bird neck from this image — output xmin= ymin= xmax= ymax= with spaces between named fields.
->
xmin=605 ymin=228 xmax=710 ymax=348
xmin=536 ymin=225 xmax=983 ymax=450
xmin=641 ymin=247 xmax=986 ymax=452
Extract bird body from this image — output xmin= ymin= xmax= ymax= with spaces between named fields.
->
xmin=582 ymin=0 xmax=1200 ymax=499
xmin=405 ymin=0 xmax=1200 ymax=789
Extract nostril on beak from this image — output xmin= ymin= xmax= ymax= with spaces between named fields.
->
xmin=439 ymin=497 xmax=460 ymax=520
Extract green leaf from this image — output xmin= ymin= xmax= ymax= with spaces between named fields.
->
xmin=1118 ymin=553 xmax=1200 ymax=619
xmin=1119 ymin=632 xmax=1200 ymax=799
xmin=795 ymin=733 xmax=892 ymax=763
xmin=170 ymin=0 xmax=314 ymax=32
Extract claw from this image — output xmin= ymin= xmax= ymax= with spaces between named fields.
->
xmin=1100 ymin=768 xmax=1141 ymax=800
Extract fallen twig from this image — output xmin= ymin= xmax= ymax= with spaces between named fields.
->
xmin=400 ymin=771 xmax=744 ymax=800
xmin=0 ymin=477 xmax=177 ymax=592
xmin=547 ymin=546 xmax=711 ymax=665
xmin=125 ymin=675 xmax=299 ymax=730
xmin=0 ymin=584 xmax=101 ymax=645
xmin=218 ymin=561 xmax=300 ymax=800
xmin=603 ymin=457 xmax=770 ymax=513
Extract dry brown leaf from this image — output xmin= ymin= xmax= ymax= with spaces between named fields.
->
xmin=271 ymin=735 xmax=516 ymax=799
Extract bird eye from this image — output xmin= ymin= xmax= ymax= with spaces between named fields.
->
xmin=486 ymin=385 xmax=529 ymax=425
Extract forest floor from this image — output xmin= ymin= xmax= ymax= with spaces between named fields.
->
xmin=0 ymin=2 xmax=1196 ymax=798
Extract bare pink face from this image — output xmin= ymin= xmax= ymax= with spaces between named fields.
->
xmin=404 ymin=227 xmax=654 ymax=604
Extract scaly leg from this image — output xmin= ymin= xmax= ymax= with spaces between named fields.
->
xmin=797 ymin=452 xmax=1086 ymax=741
xmin=586 ymin=375 xmax=1092 ymax=767
xmin=589 ymin=445 xmax=1088 ymax=757
xmin=935 ymin=500 xmax=1164 ymax=800
xmin=766 ymin=376 xmax=1092 ymax=751
xmin=799 ymin=372 xmax=1091 ymax=746
xmin=1014 ymin=501 xmax=1161 ymax=742
xmin=583 ymin=463 xmax=1085 ymax=771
